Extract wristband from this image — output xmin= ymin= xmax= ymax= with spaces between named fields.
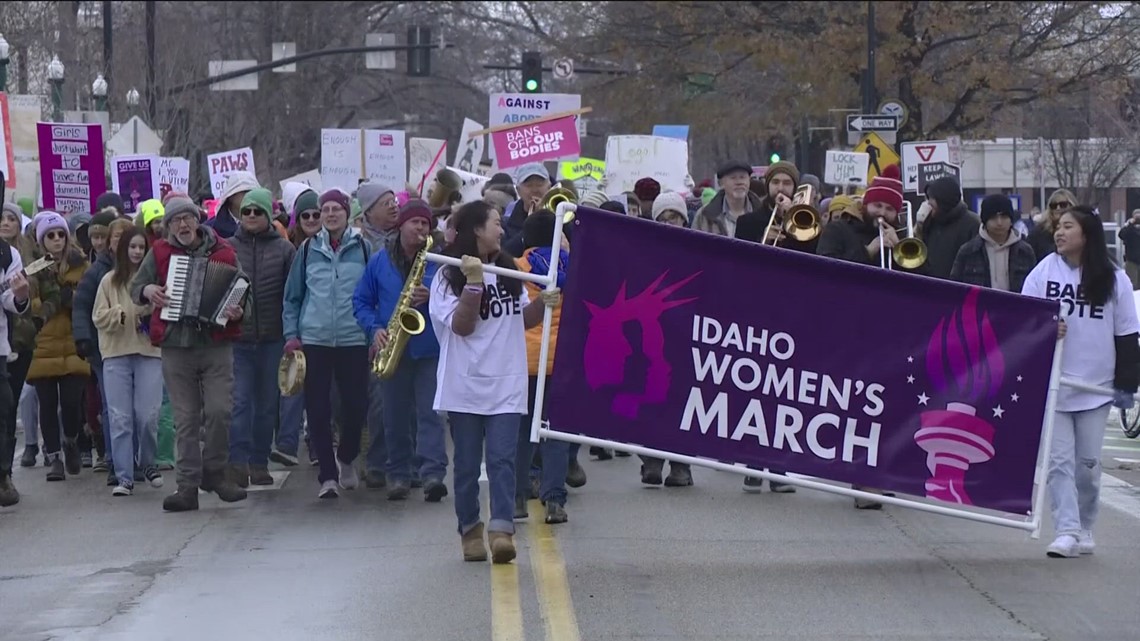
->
xmin=463 ymin=285 xmax=484 ymax=295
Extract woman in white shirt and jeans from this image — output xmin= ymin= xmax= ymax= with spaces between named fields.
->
xmin=1022 ymin=205 xmax=1140 ymax=558
xmin=429 ymin=200 xmax=560 ymax=564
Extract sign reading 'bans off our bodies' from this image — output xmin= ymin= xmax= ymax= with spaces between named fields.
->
xmin=489 ymin=115 xmax=580 ymax=171
xmin=37 ymin=123 xmax=107 ymax=214
xmin=549 ymin=208 xmax=1061 ymax=515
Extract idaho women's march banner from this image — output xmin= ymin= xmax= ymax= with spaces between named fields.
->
xmin=548 ymin=207 xmax=1061 ymax=515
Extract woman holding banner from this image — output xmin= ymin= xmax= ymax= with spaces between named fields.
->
xmin=1022 ymin=205 xmax=1140 ymax=558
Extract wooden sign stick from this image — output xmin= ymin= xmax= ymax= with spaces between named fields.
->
xmin=467 ymin=107 xmax=593 ymax=138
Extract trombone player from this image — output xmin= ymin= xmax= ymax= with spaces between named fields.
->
xmin=352 ymin=199 xmax=449 ymax=503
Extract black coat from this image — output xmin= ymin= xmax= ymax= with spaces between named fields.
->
xmin=736 ymin=195 xmax=820 ymax=254
xmin=1119 ymin=222 xmax=1140 ymax=265
xmin=948 ymin=233 xmax=1037 ymax=294
xmin=816 ymin=213 xmax=924 ymax=274
xmin=919 ymin=202 xmax=980 ymax=281
xmin=1026 ymin=223 xmax=1056 ymax=264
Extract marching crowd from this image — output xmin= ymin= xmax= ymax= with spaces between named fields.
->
xmin=0 ymin=155 xmax=1136 ymax=562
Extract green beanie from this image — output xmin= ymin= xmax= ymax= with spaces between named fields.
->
xmin=701 ymin=187 xmax=717 ymax=207
xmin=764 ymin=160 xmax=800 ymax=189
xmin=350 ymin=198 xmax=363 ymax=221
xmin=17 ymin=197 xmax=34 ymax=217
xmin=240 ymin=188 xmax=274 ymax=216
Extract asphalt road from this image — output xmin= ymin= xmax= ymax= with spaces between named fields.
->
xmin=3 ymin=439 xmax=1140 ymax=641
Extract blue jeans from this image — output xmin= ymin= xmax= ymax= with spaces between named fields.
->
xmin=515 ymin=376 xmax=571 ymax=506
xmin=91 ymin=357 xmax=113 ymax=465
xmin=1048 ymin=403 xmax=1112 ymax=536
xmin=103 ymin=355 xmax=162 ymax=485
xmin=230 ymin=340 xmax=284 ymax=466
xmin=450 ymin=412 xmax=517 ymax=535
xmin=381 ymin=357 xmax=447 ymax=482
xmin=365 ymin=376 xmax=388 ymax=475
xmin=278 ymin=393 xmax=304 ymax=456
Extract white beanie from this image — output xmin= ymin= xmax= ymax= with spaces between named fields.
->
xmin=580 ymin=190 xmax=608 ymax=208
xmin=281 ymin=182 xmax=313 ymax=217
xmin=652 ymin=191 xmax=688 ymax=220
xmin=220 ymin=171 xmax=261 ymax=203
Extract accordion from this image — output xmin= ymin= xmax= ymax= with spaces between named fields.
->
xmin=159 ymin=255 xmax=250 ymax=327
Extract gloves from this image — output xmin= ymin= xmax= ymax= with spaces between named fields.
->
xmin=59 ymin=286 xmax=74 ymax=308
xmin=540 ymin=287 xmax=562 ymax=309
xmin=1113 ymin=389 xmax=1135 ymax=410
xmin=284 ymin=338 xmax=303 ymax=355
xmin=460 ymin=255 xmax=484 ymax=284
xmin=74 ymin=339 xmax=91 ymax=361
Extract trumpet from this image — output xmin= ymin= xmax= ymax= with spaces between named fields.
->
xmin=763 ymin=184 xmax=821 ymax=245
xmin=879 ymin=201 xmax=928 ymax=270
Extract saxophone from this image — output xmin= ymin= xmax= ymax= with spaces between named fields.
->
xmin=373 ymin=235 xmax=434 ymax=379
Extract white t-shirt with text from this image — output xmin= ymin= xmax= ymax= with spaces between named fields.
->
xmin=429 ymin=268 xmax=531 ymax=415
xmin=1022 ymin=253 xmax=1140 ymax=411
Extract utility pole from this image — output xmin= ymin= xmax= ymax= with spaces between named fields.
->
xmin=863 ymin=1 xmax=877 ymax=114
xmin=102 ymin=0 xmax=112 ymax=98
xmin=145 ymin=0 xmax=156 ymax=122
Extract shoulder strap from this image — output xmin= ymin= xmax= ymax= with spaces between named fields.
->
xmin=303 ymin=238 xmax=311 ymax=273
xmin=0 ymin=240 xmax=12 ymax=272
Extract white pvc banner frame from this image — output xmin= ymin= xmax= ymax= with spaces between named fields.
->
xmin=425 ymin=203 xmax=1117 ymax=540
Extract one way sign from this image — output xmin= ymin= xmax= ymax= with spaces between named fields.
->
xmin=846 ymin=114 xmax=898 ymax=144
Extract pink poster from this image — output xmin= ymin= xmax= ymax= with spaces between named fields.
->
xmin=37 ymin=122 xmax=107 ymax=215
xmin=490 ymin=115 xmax=580 ymax=171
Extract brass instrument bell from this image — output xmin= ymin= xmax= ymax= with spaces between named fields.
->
xmin=782 ymin=184 xmax=821 ymax=242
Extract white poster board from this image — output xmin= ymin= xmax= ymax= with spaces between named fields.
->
xmin=900 ymin=140 xmax=950 ymax=193
xmin=280 ymin=169 xmax=323 ymax=194
xmin=206 ymin=146 xmax=256 ymax=198
xmin=362 ymin=130 xmax=407 ymax=189
xmin=824 ymin=150 xmax=871 ymax=187
xmin=157 ymin=157 xmax=190 ymax=195
xmin=603 ymin=135 xmax=689 ymax=194
xmin=488 ymin=93 xmax=582 ymax=163
xmin=320 ymin=129 xmax=362 ymax=193
xmin=408 ymin=137 xmax=447 ymax=194
xmin=455 ymin=118 xmax=485 ymax=173
xmin=449 ymin=166 xmax=490 ymax=204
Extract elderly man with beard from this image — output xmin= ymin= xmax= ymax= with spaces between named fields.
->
xmin=130 ymin=196 xmax=249 ymax=512
xmin=692 ymin=160 xmax=761 ymax=237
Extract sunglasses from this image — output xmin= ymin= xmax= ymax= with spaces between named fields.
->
xmin=44 ymin=231 xmax=67 ymax=241
xmin=299 ymin=211 xmax=320 ymax=221
xmin=1049 ymin=201 xmax=1071 ymax=210
xmin=240 ymin=208 xmax=264 ymax=217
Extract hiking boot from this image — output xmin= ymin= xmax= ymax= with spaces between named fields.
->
xmin=202 ymin=468 xmax=248 ymax=503
xmin=248 ymin=464 xmax=274 ymax=486
xmin=488 ymin=531 xmax=517 ymax=564
xmin=20 ymin=444 xmax=38 ymax=468
xmin=0 ymin=475 xmax=19 ymax=507
xmin=853 ymin=485 xmax=883 ymax=510
xmin=664 ymin=464 xmax=694 ymax=487
xmin=46 ymin=455 xmax=65 ymax=482
xmin=640 ymin=463 xmax=664 ymax=486
xmin=514 ymin=495 xmax=529 ymax=520
xmin=62 ymin=439 xmax=81 ymax=475
xmin=590 ymin=446 xmax=613 ymax=461
xmin=423 ymin=478 xmax=448 ymax=502
xmin=544 ymin=501 xmax=568 ymax=524
xmin=565 ymin=460 xmax=587 ymax=488
xmin=461 ymin=522 xmax=488 ymax=562
xmin=228 ymin=463 xmax=249 ymax=489
xmin=364 ymin=471 xmax=387 ymax=489
xmin=163 ymin=486 xmax=200 ymax=512
xmin=387 ymin=479 xmax=411 ymax=501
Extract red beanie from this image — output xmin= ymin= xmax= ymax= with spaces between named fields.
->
xmin=396 ymin=199 xmax=433 ymax=228
xmin=863 ymin=164 xmax=903 ymax=213
xmin=634 ymin=177 xmax=661 ymax=203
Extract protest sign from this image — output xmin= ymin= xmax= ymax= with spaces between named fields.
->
xmin=448 ymin=166 xmax=490 ymax=204
xmin=320 ymin=129 xmax=363 ymax=193
xmin=110 ymin=155 xmax=160 ymax=214
xmin=363 ymin=130 xmax=406 ymax=188
xmin=489 ymin=114 xmax=580 ymax=171
xmin=454 ymin=118 xmax=485 ymax=173
xmin=37 ymin=122 xmax=107 ymax=214
xmin=603 ymin=135 xmax=689 ymax=194
xmin=279 ymin=169 xmax=323 ymax=194
xmin=548 ymin=208 xmax=1060 ymax=517
xmin=558 ymin=157 xmax=605 ymax=192
xmin=0 ymin=95 xmax=14 ymax=189
xmin=157 ymin=157 xmax=190 ymax=199
xmin=488 ymin=93 xmax=582 ymax=162
xmin=206 ymin=147 xmax=255 ymax=199
xmin=824 ymin=151 xmax=871 ymax=187
xmin=408 ymin=137 xmax=447 ymax=194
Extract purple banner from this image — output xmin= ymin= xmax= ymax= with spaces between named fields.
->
xmin=37 ymin=122 xmax=107 ymax=215
xmin=112 ymin=156 xmax=156 ymax=214
xmin=548 ymin=207 xmax=1061 ymax=514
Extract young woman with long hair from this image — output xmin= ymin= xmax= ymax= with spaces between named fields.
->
xmin=428 ymin=200 xmax=561 ymax=564
xmin=92 ymin=229 xmax=164 ymax=495
xmin=1 ymin=204 xmax=44 ymax=467
xmin=1022 ymin=205 xmax=1140 ymax=558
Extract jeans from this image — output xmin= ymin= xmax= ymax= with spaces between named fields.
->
xmin=450 ymin=412 xmax=518 ymax=535
xmin=103 ymin=355 xmax=162 ymax=485
xmin=364 ymin=376 xmax=388 ymax=475
xmin=0 ymin=359 xmax=14 ymax=478
xmin=156 ymin=387 xmax=175 ymax=465
xmin=302 ymin=345 xmax=368 ymax=484
xmin=381 ymin=357 xmax=447 ymax=482
xmin=4 ymin=352 xmax=30 ymax=463
xmin=32 ymin=375 xmax=87 ymax=456
xmin=516 ymin=376 xmax=570 ymax=506
xmin=163 ymin=344 xmax=234 ymax=488
xmin=278 ymin=392 xmax=304 ymax=456
xmin=1048 ymin=403 xmax=1112 ymax=537
xmin=230 ymin=340 xmax=284 ymax=466
xmin=19 ymin=383 xmax=37 ymax=447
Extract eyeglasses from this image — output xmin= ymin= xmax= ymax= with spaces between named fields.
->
xmin=169 ymin=215 xmax=196 ymax=228
xmin=44 ymin=231 xmax=67 ymax=241
xmin=1049 ymin=201 xmax=1071 ymax=210
xmin=299 ymin=211 xmax=320 ymax=221
xmin=240 ymin=208 xmax=263 ymax=217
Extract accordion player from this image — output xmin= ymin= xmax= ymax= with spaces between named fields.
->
xmin=160 ymin=255 xmax=251 ymax=327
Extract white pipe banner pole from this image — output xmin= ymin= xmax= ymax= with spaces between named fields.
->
xmin=529 ymin=202 xmax=574 ymax=444
xmin=1028 ymin=338 xmax=1065 ymax=539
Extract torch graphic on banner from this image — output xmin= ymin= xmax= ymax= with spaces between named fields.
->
xmin=914 ymin=289 xmax=1005 ymax=505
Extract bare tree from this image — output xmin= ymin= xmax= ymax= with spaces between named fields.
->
xmin=1045 ymin=105 xmax=1140 ymax=206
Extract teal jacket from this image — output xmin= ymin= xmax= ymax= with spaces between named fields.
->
xmin=282 ymin=227 xmax=369 ymax=347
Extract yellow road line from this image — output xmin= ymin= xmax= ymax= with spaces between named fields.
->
xmin=528 ymin=499 xmax=581 ymax=641
xmin=490 ymin=496 xmax=525 ymax=641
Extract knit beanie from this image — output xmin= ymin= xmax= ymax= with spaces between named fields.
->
xmin=139 ymin=199 xmax=166 ymax=227
xmin=163 ymin=195 xmax=198 ymax=223
xmin=90 ymin=210 xmax=118 ymax=231
xmin=599 ymin=200 xmax=626 ymax=215
xmin=36 ymin=212 xmax=68 ymax=245
xmin=294 ymin=191 xmax=320 ymax=216
xmin=862 ymin=164 xmax=904 ymax=213
xmin=980 ymin=194 xmax=1015 ymax=224
xmin=924 ymin=175 xmax=962 ymax=213
xmin=396 ymin=199 xmax=433 ymax=228
xmin=240 ymin=188 xmax=274 ymax=216
xmin=95 ymin=191 xmax=125 ymax=215
xmin=701 ymin=187 xmax=717 ymax=207
xmin=764 ymin=161 xmax=800 ymax=189
xmin=651 ymin=191 xmax=688 ymax=220
xmin=357 ymin=181 xmax=394 ymax=216
xmin=634 ymin=177 xmax=661 ymax=203
xmin=827 ymin=195 xmax=861 ymax=218
xmin=580 ymin=190 xmax=608 ymax=208
xmin=319 ymin=188 xmax=351 ymax=213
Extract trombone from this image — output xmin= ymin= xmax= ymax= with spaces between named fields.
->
xmin=762 ymin=184 xmax=821 ymax=245
xmin=879 ymin=201 xmax=928 ymax=270
xmin=541 ymin=183 xmax=578 ymax=224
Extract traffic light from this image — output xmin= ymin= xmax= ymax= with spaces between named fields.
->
xmin=767 ymin=135 xmax=787 ymax=164
xmin=407 ymin=26 xmax=431 ymax=77
xmin=522 ymin=51 xmax=542 ymax=93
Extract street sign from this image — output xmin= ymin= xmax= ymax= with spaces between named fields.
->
xmin=846 ymin=114 xmax=897 ymax=145
xmin=900 ymin=140 xmax=950 ymax=193
xmin=552 ymin=58 xmax=574 ymax=80
xmin=916 ymin=162 xmax=961 ymax=193
xmin=107 ymin=116 xmax=163 ymax=157
xmin=946 ymin=135 xmax=962 ymax=166
xmin=853 ymin=132 xmax=901 ymax=186
xmin=272 ymin=42 xmax=296 ymax=73
xmin=365 ymin=33 xmax=397 ymax=70
xmin=878 ymin=100 xmax=909 ymax=128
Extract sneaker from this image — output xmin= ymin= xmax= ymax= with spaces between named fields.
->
xmin=0 ymin=475 xmax=19 ymax=507
xmin=318 ymin=480 xmax=339 ymax=499
xmin=162 ymin=486 xmax=199 ymax=512
xmin=565 ymin=460 xmax=587 ymax=488
xmin=269 ymin=449 xmax=299 ymax=467
xmin=423 ymin=478 xmax=448 ymax=502
xmin=144 ymin=466 xmax=164 ymax=489
xmin=544 ymin=501 xmax=568 ymax=524
xmin=92 ymin=455 xmax=108 ymax=473
xmin=337 ymin=460 xmax=358 ymax=490
xmin=743 ymin=476 xmax=764 ymax=492
xmin=1046 ymin=534 xmax=1079 ymax=558
xmin=111 ymin=483 xmax=133 ymax=497
xmin=387 ymin=479 xmax=411 ymax=501
xmin=248 ymin=465 xmax=273 ymax=486
xmin=1078 ymin=530 xmax=1095 ymax=555
xmin=769 ymin=479 xmax=797 ymax=493
xmin=364 ymin=471 xmax=387 ymax=489
xmin=46 ymin=456 xmax=65 ymax=482
xmin=640 ymin=464 xmax=663 ymax=486
xmin=20 ymin=444 xmax=38 ymax=468
xmin=80 ymin=451 xmax=93 ymax=468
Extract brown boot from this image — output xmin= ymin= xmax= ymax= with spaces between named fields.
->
xmin=461 ymin=522 xmax=488 ymax=562
xmin=248 ymin=464 xmax=274 ymax=486
xmin=488 ymin=531 xmax=517 ymax=565
xmin=852 ymin=485 xmax=884 ymax=510
xmin=228 ymin=463 xmax=249 ymax=489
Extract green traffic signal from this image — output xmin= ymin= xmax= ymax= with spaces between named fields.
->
xmin=769 ymin=153 xmax=780 ymax=163
xmin=525 ymin=79 xmax=539 ymax=92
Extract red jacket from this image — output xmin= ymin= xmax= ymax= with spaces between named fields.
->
xmin=147 ymin=235 xmax=243 ymax=346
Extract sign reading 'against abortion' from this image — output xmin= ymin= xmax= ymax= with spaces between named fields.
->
xmin=489 ymin=114 xmax=580 ymax=171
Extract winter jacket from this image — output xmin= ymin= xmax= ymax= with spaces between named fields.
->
xmin=71 ymin=249 xmax=114 ymax=364
xmin=7 ymin=240 xmax=41 ymax=354
xmin=817 ymin=212 xmax=926 ymax=274
xmin=737 ymin=194 xmax=820 ymax=254
xmin=692 ymin=190 xmax=764 ymax=237
xmin=206 ymin=205 xmax=240 ymax=239
xmin=352 ymin=241 xmax=440 ymax=360
xmin=282 ymin=227 xmax=369 ymax=347
xmin=1026 ymin=223 xmax=1056 ymax=264
xmin=1119 ymin=222 xmax=1140 ymax=265
xmin=92 ymin=272 xmax=160 ymax=359
xmin=502 ymin=200 xmax=529 ymax=249
xmin=515 ymin=247 xmax=567 ymax=376
xmin=28 ymin=247 xmax=91 ymax=381
xmin=918 ymin=202 xmax=980 ymax=281
xmin=231 ymin=224 xmax=296 ymax=343
xmin=949 ymin=227 xmax=1036 ymax=294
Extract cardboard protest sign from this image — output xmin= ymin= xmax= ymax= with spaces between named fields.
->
xmin=110 ymin=155 xmax=160 ymax=214
xmin=37 ymin=122 xmax=107 ymax=214
xmin=206 ymin=147 xmax=256 ymax=199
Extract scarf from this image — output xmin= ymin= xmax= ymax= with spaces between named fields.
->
xmin=526 ymin=246 xmax=569 ymax=289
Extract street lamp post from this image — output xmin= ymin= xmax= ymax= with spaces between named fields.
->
xmin=47 ymin=55 xmax=65 ymax=122
xmin=126 ymin=87 xmax=139 ymax=114
xmin=0 ymin=35 xmax=10 ymax=93
xmin=92 ymin=73 xmax=108 ymax=112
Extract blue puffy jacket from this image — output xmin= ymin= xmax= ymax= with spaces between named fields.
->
xmin=282 ymin=227 xmax=368 ymax=347
xmin=352 ymin=246 xmax=440 ymax=360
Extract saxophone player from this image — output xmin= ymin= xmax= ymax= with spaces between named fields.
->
xmin=352 ymin=199 xmax=449 ymax=502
